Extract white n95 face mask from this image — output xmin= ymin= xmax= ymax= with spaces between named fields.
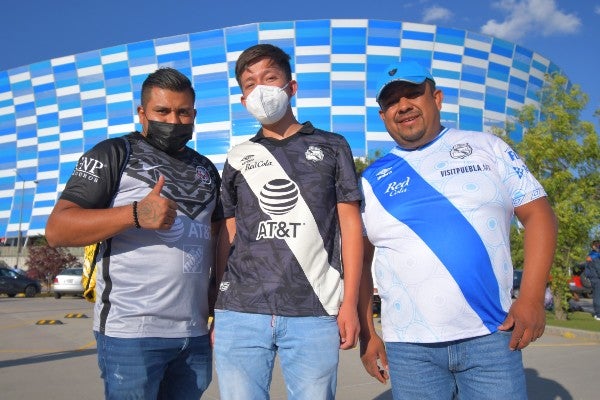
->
xmin=244 ymin=83 xmax=290 ymax=125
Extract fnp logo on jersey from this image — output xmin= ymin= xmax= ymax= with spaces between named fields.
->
xmin=256 ymin=179 xmax=304 ymax=240
xmin=385 ymin=176 xmax=410 ymax=196
xmin=73 ymin=156 xmax=104 ymax=182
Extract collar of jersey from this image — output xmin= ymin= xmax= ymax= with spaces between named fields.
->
xmin=251 ymin=121 xmax=315 ymax=143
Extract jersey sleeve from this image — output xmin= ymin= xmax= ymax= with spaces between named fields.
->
xmin=219 ymin=159 xmax=238 ymax=218
xmin=491 ymin=135 xmax=547 ymax=208
xmin=334 ymin=136 xmax=362 ymax=203
xmin=59 ymin=137 xmax=129 ymax=209
xmin=208 ymin=161 xmax=224 ymax=223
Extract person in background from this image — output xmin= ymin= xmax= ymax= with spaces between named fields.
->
xmin=46 ymin=67 xmax=222 ymax=399
xmin=358 ymin=60 xmax=557 ymax=399
xmin=213 ymin=43 xmax=363 ymax=400
xmin=585 ymin=240 xmax=600 ymax=320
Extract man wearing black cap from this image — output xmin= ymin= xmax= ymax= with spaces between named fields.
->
xmin=357 ymin=61 xmax=558 ymax=399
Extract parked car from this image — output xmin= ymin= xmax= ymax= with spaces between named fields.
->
xmin=0 ymin=267 xmax=42 ymax=297
xmin=512 ymin=269 xmax=523 ymax=298
xmin=53 ymin=267 xmax=83 ymax=299
xmin=373 ymin=288 xmax=382 ymax=316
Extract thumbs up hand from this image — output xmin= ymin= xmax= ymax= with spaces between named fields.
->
xmin=136 ymin=175 xmax=179 ymax=230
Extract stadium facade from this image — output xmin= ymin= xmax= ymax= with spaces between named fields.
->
xmin=0 ymin=19 xmax=561 ymax=241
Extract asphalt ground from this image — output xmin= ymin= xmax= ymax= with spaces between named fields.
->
xmin=1 ymin=296 xmax=599 ymax=400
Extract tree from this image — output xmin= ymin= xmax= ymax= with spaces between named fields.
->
xmin=497 ymin=73 xmax=600 ymax=320
xmin=24 ymin=235 xmax=79 ymax=288
xmin=354 ymin=150 xmax=383 ymax=175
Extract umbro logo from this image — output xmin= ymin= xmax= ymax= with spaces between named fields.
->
xmin=376 ymin=167 xmax=393 ymax=180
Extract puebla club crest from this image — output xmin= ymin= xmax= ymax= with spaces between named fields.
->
xmin=450 ymin=143 xmax=473 ymax=159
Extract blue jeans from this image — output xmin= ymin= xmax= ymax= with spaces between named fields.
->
xmin=213 ymin=310 xmax=340 ymax=400
xmin=95 ymin=332 xmax=212 ymax=400
xmin=386 ymin=331 xmax=526 ymax=400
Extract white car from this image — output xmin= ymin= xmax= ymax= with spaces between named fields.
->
xmin=52 ymin=267 xmax=83 ymax=299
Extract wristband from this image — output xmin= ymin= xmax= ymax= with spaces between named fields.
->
xmin=132 ymin=201 xmax=141 ymax=229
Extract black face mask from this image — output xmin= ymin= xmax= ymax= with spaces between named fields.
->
xmin=144 ymin=120 xmax=194 ymax=155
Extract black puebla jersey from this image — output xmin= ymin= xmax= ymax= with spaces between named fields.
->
xmin=216 ymin=122 xmax=361 ymax=316
xmin=60 ymin=132 xmax=223 ymax=338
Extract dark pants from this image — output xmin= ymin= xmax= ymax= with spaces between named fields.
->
xmin=592 ymin=279 xmax=600 ymax=317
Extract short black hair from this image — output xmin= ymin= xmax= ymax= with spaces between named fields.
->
xmin=141 ymin=67 xmax=195 ymax=107
xmin=235 ymin=44 xmax=292 ymax=87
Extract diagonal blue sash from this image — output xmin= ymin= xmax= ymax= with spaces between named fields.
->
xmin=365 ymin=153 xmax=504 ymax=330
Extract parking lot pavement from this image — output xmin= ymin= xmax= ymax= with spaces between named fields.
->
xmin=2 ymin=296 xmax=600 ymax=400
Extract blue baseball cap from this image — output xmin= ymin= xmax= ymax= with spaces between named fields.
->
xmin=375 ymin=61 xmax=435 ymax=102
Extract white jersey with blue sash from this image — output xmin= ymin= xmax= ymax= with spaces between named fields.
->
xmin=361 ymin=128 xmax=546 ymax=343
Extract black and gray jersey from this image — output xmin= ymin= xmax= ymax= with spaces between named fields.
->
xmin=60 ymin=132 xmax=223 ymax=338
xmin=216 ymin=122 xmax=361 ymax=317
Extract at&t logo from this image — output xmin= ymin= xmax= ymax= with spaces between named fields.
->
xmin=256 ymin=179 xmax=303 ymax=240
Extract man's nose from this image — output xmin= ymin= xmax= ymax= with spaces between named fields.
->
xmin=396 ymin=96 xmax=412 ymax=111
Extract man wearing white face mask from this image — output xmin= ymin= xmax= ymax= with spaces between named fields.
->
xmin=213 ymin=44 xmax=363 ymax=400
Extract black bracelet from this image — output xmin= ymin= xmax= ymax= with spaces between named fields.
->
xmin=132 ymin=201 xmax=141 ymax=229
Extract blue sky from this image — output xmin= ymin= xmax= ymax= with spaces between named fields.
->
xmin=1 ymin=0 xmax=598 ymax=128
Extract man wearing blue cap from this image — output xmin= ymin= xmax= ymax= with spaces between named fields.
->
xmin=357 ymin=61 xmax=558 ymax=399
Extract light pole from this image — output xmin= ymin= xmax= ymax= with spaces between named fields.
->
xmin=15 ymin=178 xmax=25 ymax=268
xmin=15 ymin=172 xmax=37 ymax=269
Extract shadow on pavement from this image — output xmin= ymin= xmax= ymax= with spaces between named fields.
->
xmin=525 ymin=367 xmax=572 ymax=400
xmin=0 ymin=348 xmax=97 ymax=369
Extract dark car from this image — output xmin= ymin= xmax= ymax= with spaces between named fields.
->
xmin=0 ymin=267 xmax=42 ymax=297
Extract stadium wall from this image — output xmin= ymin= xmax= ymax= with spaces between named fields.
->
xmin=0 ymin=19 xmax=561 ymax=240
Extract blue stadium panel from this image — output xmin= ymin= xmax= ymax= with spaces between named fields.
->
xmin=296 ymin=20 xmax=332 ymax=132
xmin=155 ymin=34 xmax=192 ymax=76
xmin=331 ymin=20 xmax=367 ymax=156
xmin=225 ymin=23 xmax=261 ymax=138
xmin=0 ymin=19 xmax=563 ymax=239
xmin=296 ymin=20 xmax=331 ymax=47
xmin=365 ymin=20 xmax=402 ymax=155
xmin=128 ymin=40 xmax=156 ymax=68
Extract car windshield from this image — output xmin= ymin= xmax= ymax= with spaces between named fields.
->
xmin=59 ymin=268 xmax=83 ymax=276
xmin=0 ymin=269 xmax=20 ymax=278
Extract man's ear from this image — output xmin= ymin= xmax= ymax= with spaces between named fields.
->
xmin=434 ymin=89 xmax=444 ymax=111
xmin=289 ymin=79 xmax=298 ymax=97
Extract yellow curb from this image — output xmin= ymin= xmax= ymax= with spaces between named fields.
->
xmin=36 ymin=320 xmax=64 ymax=325
xmin=64 ymin=313 xmax=89 ymax=318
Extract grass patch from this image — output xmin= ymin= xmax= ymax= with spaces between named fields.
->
xmin=546 ymin=310 xmax=600 ymax=332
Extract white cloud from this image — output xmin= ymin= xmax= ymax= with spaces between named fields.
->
xmin=480 ymin=0 xmax=581 ymax=41
xmin=422 ymin=6 xmax=453 ymax=23
xmin=595 ymin=5 xmax=600 ymax=15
